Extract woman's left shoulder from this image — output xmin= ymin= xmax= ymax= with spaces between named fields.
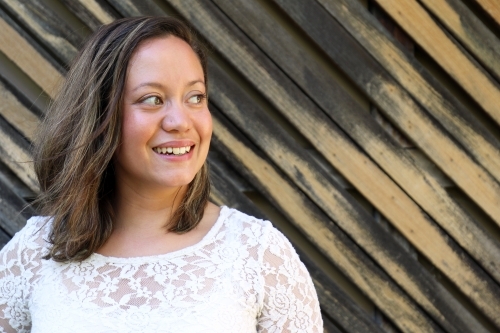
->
xmin=220 ymin=207 xmax=293 ymax=251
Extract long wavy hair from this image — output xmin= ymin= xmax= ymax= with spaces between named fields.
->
xmin=33 ymin=16 xmax=210 ymax=262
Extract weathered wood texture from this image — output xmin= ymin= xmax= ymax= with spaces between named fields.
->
xmin=0 ymin=0 xmax=499 ymax=332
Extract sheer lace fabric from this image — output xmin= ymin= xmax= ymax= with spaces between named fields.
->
xmin=0 ymin=207 xmax=322 ymax=332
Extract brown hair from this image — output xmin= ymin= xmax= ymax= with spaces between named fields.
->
xmin=33 ymin=16 xmax=210 ymax=262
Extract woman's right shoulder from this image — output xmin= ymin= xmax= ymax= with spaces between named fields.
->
xmin=0 ymin=215 xmax=52 ymax=260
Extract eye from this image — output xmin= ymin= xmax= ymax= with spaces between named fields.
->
xmin=141 ymin=95 xmax=163 ymax=106
xmin=187 ymin=94 xmax=206 ymax=105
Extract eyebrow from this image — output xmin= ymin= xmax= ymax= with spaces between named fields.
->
xmin=131 ymin=80 xmax=205 ymax=92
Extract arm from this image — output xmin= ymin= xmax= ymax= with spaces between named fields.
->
xmin=0 ymin=227 xmax=33 ymax=333
xmin=257 ymin=225 xmax=323 ymax=333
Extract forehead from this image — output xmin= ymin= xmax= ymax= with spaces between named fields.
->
xmin=126 ymin=36 xmax=204 ymax=85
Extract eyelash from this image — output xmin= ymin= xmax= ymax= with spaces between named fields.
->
xmin=188 ymin=93 xmax=207 ymax=105
xmin=139 ymin=94 xmax=207 ymax=106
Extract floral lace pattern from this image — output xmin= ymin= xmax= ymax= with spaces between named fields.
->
xmin=0 ymin=207 xmax=322 ymax=332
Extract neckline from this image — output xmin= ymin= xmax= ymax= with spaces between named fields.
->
xmin=89 ymin=206 xmax=230 ymax=264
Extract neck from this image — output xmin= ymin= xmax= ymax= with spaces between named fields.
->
xmin=112 ymin=180 xmax=188 ymax=233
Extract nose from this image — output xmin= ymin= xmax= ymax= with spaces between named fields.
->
xmin=161 ymin=102 xmax=192 ymax=132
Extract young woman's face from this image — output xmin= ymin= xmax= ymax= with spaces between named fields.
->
xmin=114 ymin=36 xmax=212 ymax=192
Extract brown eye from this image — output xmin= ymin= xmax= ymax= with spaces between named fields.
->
xmin=142 ymin=96 xmax=163 ymax=106
xmin=187 ymin=94 xmax=206 ymax=105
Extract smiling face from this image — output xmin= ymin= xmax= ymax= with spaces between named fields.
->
xmin=114 ymin=36 xmax=212 ymax=194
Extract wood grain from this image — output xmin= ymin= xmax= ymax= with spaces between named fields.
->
xmin=374 ymin=0 xmax=500 ymax=127
xmin=313 ymin=0 xmax=500 ymax=228
xmin=0 ymin=15 xmax=63 ymax=99
xmin=0 ymin=80 xmax=39 ymax=141
xmin=60 ymin=0 xmax=115 ymax=30
xmin=419 ymin=0 xmax=500 ymax=81
xmin=473 ymin=0 xmax=500 ymax=26
xmin=216 ymin=0 xmax=500 ymax=289
xmin=0 ymin=118 xmax=37 ymax=193
xmin=0 ymin=0 xmax=79 ymax=64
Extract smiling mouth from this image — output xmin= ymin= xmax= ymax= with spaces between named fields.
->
xmin=153 ymin=145 xmax=192 ymax=155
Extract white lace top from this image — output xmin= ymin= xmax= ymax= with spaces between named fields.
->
xmin=0 ymin=206 xmax=322 ymax=332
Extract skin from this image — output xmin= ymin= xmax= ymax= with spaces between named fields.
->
xmin=98 ymin=36 xmax=220 ymax=258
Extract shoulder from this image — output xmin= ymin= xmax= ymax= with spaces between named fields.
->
xmin=0 ymin=215 xmax=52 ymax=258
xmin=220 ymin=206 xmax=295 ymax=255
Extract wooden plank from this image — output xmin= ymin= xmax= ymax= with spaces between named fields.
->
xmin=322 ymin=318 xmax=343 ymax=333
xmin=308 ymin=0 xmax=500 ymax=227
xmin=419 ymin=0 xmax=500 ymax=81
xmin=0 ymin=171 xmax=32 ymax=236
xmin=161 ymin=0 xmax=500 ymax=328
xmin=0 ymin=117 xmax=37 ymax=193
xmin=210 ymin=108 xmax=444 ymax=333
xmin=60 ymin=0 xmax=115 ymax=30
xmin=0 ymin=0 xmax=80 ymax=65
xmin=0 ymin=14 xmax=63 ymax=99
xmin=359 ymin=0 xmax=500 ymax=189
xmin=208 ymin=150 xmax=383 ymax=333
xmin=374 ymin=0 xmax=500 ymax=127
xmin=473 ymin=0 xmax=500 ymax=26
xmin=0 ymin=228 xmax=12 ymax=249
xmin=302 ymin=257 xmax=384 ymax=333
xmin=208 ymin=58 xmax=490 ymax=333
xmin=0 ymin=78 xmax=39 ymax=141
xmin=215 ymin=0 xmax=500 ymax=289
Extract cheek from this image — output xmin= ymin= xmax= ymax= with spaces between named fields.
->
xmin=120 ymin=112 xmax=155 ymax=148
xmin=197 ymin=111 xmax=213 ymax=143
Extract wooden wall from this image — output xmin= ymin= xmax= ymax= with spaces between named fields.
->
xmin=0 ymin=0 xmax=499 ymax=332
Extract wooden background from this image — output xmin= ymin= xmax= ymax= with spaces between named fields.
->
xmin=0 ymin=0 xmax=499 ymax=332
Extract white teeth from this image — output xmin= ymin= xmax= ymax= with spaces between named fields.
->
xmin=154 ymin=145 xmax=192 ymax=155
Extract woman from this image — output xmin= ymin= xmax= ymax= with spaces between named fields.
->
xmin=0 ymin=16 xmax=322 ymax=332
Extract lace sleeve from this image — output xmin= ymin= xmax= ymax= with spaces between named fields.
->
xmin=257 ymin=224 xmax=323 ymax=332
xmin=0 ymin=222 xmax=34 ymax=333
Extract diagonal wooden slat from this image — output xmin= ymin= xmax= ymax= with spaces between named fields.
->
xmin=0 ymin=117 xmax=37 ymax=193
xmin=374 ymin=0 xmax=500 ymax=127
xmin=0 ymin=169 xmax=33 ymax=236
xmin=473 ymin=0 xmax=500 ymax=26
xmin=60 ymin=0 xmax=115 ymax=29
xmin=215 ymin=0 xmax=500 ymax=289
xmin=0 ymin=79 xmax=39 ymax=141
xmin=0 ymin=15 xmax=63 ymax=99
xmin=0 ymin=0 xmax=79 ymax=65
xmin=313 ymin=0 xmax=500 ymax=229
xmin=418 ymin=0 xmax=500 ymax=82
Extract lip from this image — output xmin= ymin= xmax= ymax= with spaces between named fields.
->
xmin=152 ymin=140 xmax=195 ymax=149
